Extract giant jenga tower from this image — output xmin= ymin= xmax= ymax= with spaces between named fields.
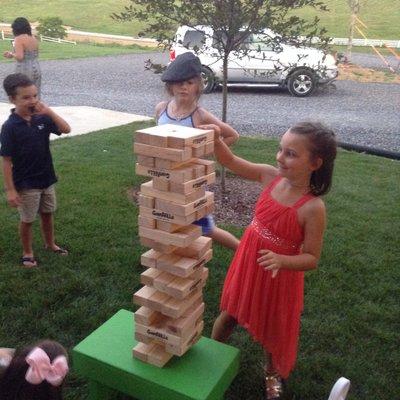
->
xmin=132 ymin=124 xmax=215 ymax=367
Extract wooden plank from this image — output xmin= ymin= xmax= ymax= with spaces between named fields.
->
xmin=194 ymin=159 xmax=215 ymax=175
xmin=137 ymin=193 xmax=155 ymax=209
xmin=141 ymin=248 xmax=212 ymax=278
xmin=141 ymin=180 xmax=206 ymax=205
xmin=165 ymin=320 xmax=204 ymax=356
xmin=132 ymin=342 xmax=173 ymax=367
xmin=139 ymin=206 xmax=199 ymax=226
xmin=138 ymin=215 xmax=156 ymax=229
xmin=134 ymin=143 xmax=192 ymax=162
xmin=173 ymin=236 xmax=213 ymax=259
xmin=135 ymin=124 xmax=214 ymax=149
xmin=136 ymin=155 xmax=155 ymax=167
xmin=169 ymin=173 xmax=216 ymax=195
xmin=155 ymin=220 xmax=184 ymax=233
xmin=155 ymin=192 xmax=214 ymax=217
xmin=166 ymin=300 xmax=204 ymax=336
xmin=134 ymin=306 xmax=161 ymax=326
xmin=154 ymin=158 xmax=196 ymax=170
xmin=135 ymin=163 xmax=196 ymax=183
xmin=162 ymin=288 xmax=203 ymax=319
xmin=140 ymin=237 xmax=176 ymax=254
xmin=139 ymin=224 xmax=202 ymax=248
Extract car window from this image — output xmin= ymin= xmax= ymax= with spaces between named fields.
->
xmin=182 ymin=30 xmax=205 ymax=49
xmin=246 ymin=34 xmax=276 ymax=51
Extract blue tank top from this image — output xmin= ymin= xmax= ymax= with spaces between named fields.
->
xmin=158 ymin=104 xmax=196 ymax=128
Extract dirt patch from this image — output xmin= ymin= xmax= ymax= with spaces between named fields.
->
xmin=338 ymin=63 xmax=400 ymax=84
xmin=129 ymin=175 xmax=261 ymax=227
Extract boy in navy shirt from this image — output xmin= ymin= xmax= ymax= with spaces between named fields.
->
xmin=0 ymin=73 xmax=71 ymax=267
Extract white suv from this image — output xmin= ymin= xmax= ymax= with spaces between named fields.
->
xmin=170 ymin=25 xmax=338 ymax=97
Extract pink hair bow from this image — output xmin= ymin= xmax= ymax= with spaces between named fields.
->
xmin=25 ymin=347 xmax=68 ymax=386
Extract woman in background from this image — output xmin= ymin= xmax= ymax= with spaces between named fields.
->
xmin=3 ymin=17 xmax=42 ymax=97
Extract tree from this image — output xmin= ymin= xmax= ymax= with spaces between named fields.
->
xmin=346 ymin=0 xmax=361 ymax=61
xmin=112 ymin=0 xmax=330 ymax=189
xmin=36 ymin=17 xmax=67 ymax=39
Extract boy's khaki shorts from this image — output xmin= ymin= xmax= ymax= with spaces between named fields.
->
xmin=17 ymin=185 xmax=57 ymax=223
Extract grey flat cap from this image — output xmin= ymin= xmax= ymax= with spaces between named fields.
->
xmin=161 ymin=52 xmax=202 ymax=82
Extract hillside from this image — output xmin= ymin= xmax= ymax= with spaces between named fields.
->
xmin=1 ymin=0 xmax=399 ymax=39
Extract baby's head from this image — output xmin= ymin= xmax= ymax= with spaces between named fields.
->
xmin=12 ymin=17 xmax=32 ymax=36
xmin=288 ymin=121 xmax=337 ymax=196
xmin=0 ymin=340 xmax=68 ymax=400
xmin=161 ymin=52 xmax=204 ymax=99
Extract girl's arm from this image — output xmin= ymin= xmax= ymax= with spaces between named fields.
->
xmin=155 ymin=101 xmax=167 ymax=123
xmin=200 ymin=124 xmax=277 ymax=185
xmin=257 ymin=198 xmax=326 ymax=275
xmin=195 ymin=108 xmax=239 ymax=146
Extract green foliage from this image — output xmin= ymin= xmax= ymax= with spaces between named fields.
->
xmin=0 ymin=124 xmax=399 ymax=399
xmin=37 ymin=17 xmax=67 ymax=39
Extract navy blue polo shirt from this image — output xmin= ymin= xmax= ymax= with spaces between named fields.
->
xmin=0 ymin=109 xmax=61 ymax=190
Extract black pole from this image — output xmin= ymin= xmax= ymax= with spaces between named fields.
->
xmin=338 ymin=141 xmax=400 ymax=160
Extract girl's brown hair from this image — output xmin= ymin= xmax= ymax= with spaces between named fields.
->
xmin=0 ymin=340 xmax=67 ymax=400
xmin=290 ymin=121 xmax=337 ymax=196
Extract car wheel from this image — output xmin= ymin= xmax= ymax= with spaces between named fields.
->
xmin=287 ymin=69 xmax=316 ymax=97
xmin=201 ymin=66 xmax=215 ymax=94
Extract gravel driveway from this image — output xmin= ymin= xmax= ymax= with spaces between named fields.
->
xmin=0 ymin=51 xmax=399 ymax=152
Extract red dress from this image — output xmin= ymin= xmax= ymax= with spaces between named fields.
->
xmin=220 ymin=176 xmax=315 ymax=378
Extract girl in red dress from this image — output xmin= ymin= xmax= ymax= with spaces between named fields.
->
xmin=201 ymin=121 xmax=337 ymax=399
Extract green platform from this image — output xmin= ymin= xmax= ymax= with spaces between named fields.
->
xmin=73 ymin=309 xmax=240 ymax=400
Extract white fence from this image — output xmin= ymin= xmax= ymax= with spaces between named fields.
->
xmin=40 ymin=35 xmax=76 ymax=45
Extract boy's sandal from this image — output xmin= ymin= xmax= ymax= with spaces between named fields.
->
xmin=45 ymin=246 xmax=69 ymax=255
xmin=21 ymin=256 xmax=38 ymax=268
xmin=265 ymin=372 xmax=283 ymax=400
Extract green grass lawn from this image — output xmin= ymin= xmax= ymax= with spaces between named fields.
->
xmin=1 ymin=0 xmax=399 ymax=39
xmin=0 ymin=122 xmax=399 ymax=399
xmin=0 ymin=40 xmax=153 ymax=63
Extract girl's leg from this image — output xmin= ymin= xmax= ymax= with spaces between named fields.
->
xmin=263 ymin=350 xmax=283 ymax=399
xmin=209 ymin=227 xmax=239 ymax=251
xmin=211 ymin=311 xmax=237 ymax=342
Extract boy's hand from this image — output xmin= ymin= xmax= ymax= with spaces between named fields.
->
xmin=198 ymin=124 xmax=221 ymax=140
xmin=32 ymin=101 xmax=51 ymax=116
xmin=6 ymin=189 xmax=21 ymax=208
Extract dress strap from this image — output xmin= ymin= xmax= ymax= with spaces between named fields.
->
xmin=292 ymin=193 xmax=315 ymax=210
xmin=266 ymin=176 xmax=282 ymax=194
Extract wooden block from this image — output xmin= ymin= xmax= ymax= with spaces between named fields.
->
xmin=138 ymin=193 xmax=155 ymax=208
xmin=135 ymin=124 xmax=214 ymax=149
xmin=165 ymin=320 xmax=204 ymax=356
xmin=162 ymin=287 xmax=203 ymax=319
xmin=135 ymin=332 xmax=152 ymax=344
xmin=174 ymin=236 xmax=213 ymax=259
xmin=135 ymin=322 xmax=182 ymax=347
xmin=147 ymin=343 xmax=174 ymax=367
xmin=141 ymin=248 xmax=212 ymax=278
xmin=166 ymin=300 xmax=205 ymax=336
xmin=132 ymin=342 xmax=154 ymax=363
xmin=166 ymin=268 xmax=209 ymax=300
xmin=141 ymin=180 xmax=206 ymax=205
xmin=192 ymin=144 xmax=205 ymax=158
xmin=152 ymin=270 xmax=176 ymax=293
xmin=196 ymin=203 xmax=215 ymax=220
xmin=152 ymin=178 xmax=170 ymax=192
xmin=194 ymin=159 xmax=215 ymax=175
xmin=139 ymin=206 xmax=199 ymax=226
xmin=135 ymin=163 xmax=196 ymax=183
xmin=169 ymin=173 xmax=216 ymax=195
xmin=155 ymin=220 xmax=184 ymax=233
xmin=136 ymin=155 xmax=155 ymax=167
xmin=148 ymin=290 xmax=171 ymax=312
xmin=133 ymin=286 xmax=158 ymax=308
xmin=155 ymin=192 xmax=214 ymax=217
xmin=138 ymin=215 xmax=156 ymax=229
xmin=139 ymin=225 xmax=202 ymax=248
xmin=134 ymin=143 xmax=192 ymax=162
xmin=205 ymin=141 xmax=214 ymax=156
xmin=154 ymin=158 xmax=195 ymax=170
xmin=134 ymin=306 xmax=161 ymax=326
xmin=140 ymin=268 xmax=163 ymax=286
xmin=140 ymin=237 xmax=176 ymax=254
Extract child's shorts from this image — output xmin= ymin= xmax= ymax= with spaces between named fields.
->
xmin=193 ymin=214 xmax=215 ymax=235
xmin=17 ymin=185 xmax=57 ymax=223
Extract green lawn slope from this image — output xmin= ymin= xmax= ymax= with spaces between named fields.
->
xmin=1 ymin=0 xmax=399 ymax=39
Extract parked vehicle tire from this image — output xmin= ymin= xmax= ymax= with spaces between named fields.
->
xmin=287 ymin=68 xmax=316 ymax=97
xmin=201 ymin=66 xmax=215 ymax=94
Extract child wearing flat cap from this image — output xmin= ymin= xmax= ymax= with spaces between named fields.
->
xmin=155 ymin=52 xmax=240 ymax=250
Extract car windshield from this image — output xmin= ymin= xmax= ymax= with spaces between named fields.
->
xmin=245 ymin=34 xmax=276 ymax=51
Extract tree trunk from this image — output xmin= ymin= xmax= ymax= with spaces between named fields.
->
xmin=220 ymin=54 xmax=229 ymax=193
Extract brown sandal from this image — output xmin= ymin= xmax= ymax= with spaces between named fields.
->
xmin=265 ymin=372 xmax=283 ymax=400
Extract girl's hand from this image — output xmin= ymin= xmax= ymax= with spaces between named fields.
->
xmin=3 ymin=51 xmax=13 ymax=59
xmin=257 ymin=249 xmax=283 ymax=278
xmin=197 ymin=124 xmax=221 ymax=140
